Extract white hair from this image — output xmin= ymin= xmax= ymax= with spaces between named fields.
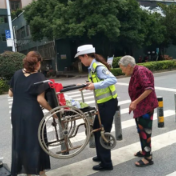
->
xmin=118 ymin=55 xmax=136 ymax=67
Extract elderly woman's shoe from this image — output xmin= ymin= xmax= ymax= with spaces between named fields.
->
xmin=135 ymin=157 xmax=154 ymax=167
xmin=134 ymin=151 xmax=144 ymax=157
xmin=134 ymin=151 xmax=153 ymax=157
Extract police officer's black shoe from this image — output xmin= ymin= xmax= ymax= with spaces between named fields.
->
xmin=92 ymin=156 xmax=101 ymax=162
xmin=93 ymin=164 xmax=113 ymax=171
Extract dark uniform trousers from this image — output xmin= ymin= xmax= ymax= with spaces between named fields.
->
xmin=93 ymin=98 xmax=118 ymax=168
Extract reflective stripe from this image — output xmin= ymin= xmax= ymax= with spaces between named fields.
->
xmin=111 ymin=90 xmax=117 ymax=96
xmin=96 ymin=90 xmax=117 ymax=100
xmin=97 ymin=96 xmax=114 ymax=104
xmin=96 ymin=92 xmax=112 ymax=100
xmin=89 ymin=61 xmax=118 ymax=103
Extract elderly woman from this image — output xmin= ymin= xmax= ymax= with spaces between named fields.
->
xmin=118 ymin=55 xmax=158 ymax=167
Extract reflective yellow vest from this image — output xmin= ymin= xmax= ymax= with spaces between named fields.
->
xmin=88 ymin=62 xmax=117 ymax=104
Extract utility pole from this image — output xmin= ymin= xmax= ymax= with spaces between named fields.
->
xmin=6 ymin=0 xmax=16 ymax=52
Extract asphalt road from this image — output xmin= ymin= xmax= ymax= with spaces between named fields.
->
xmin=1 ymin=70 xmax=176 ymax=176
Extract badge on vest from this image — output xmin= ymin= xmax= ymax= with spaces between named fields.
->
xmin=102 ymin=68 xmax=110 ymax=75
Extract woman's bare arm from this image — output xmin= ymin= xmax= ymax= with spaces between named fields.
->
xmin=8 ymin=89 xmax=13 ymax=97
xmin=37 ymin=92 xmax=52 ymax=111
xmin=37 ymin=92 xmax=58 ymax=119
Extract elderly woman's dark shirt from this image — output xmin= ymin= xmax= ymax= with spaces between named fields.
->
xmin=128 ymin=65 xmax=158 ymax=118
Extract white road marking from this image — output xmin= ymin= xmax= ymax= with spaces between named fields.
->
xmin=9 ymin=99 xmax=130 ymax=115
xmin=166 ymin=171 xmax=176 ymax=176
xmin=118 ymin=100 xmax=131 ymax=105
xmin=46 ymin=110 xmax=174 ymax=143
xmin=121 ymin=108 xmax=129 ymax=114
xmin=65 ymin=90 xmax=91 ymax=95
xmin=67 ymin=92 xmax=93 ymax=98
xmin=117 ymin=82 xmax=176 ymax=92
xmin=73 ymin=96 xmax=95 ymax=101
xmin=116 ymin=82 xmax=129 ymax=86
xmin=83 ymin=100 xmax=95 ymax=104
xmin=63 ymin=97 xmax=123 ymax=106
xmin=80 ymin=99 xmax=129 ymax=106
xmin=155 ymin=86 xmax=176 ymax=92
xmin=47 ymin=129 xmax=176 ymax=176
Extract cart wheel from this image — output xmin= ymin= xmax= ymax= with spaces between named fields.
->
xmin=100 ymin=132 xmax=116 ymax=150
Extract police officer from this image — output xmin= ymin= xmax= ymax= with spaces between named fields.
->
xmin=75 ymin=44 xmax=118 ymax=171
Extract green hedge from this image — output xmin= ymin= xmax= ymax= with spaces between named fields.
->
xmin=111 ymin=60 xmax=176 ymax=76
xmin=0 ymin=51 xmax=25 ymax=80
xmin=111 ymin=68 xmax=123 ymax=76
xmin=0 ymin=79 xmax=9 ymax=95
xmin=112 ymin=57 xmax=122 ymax=68
xmin=138 ymin=60 xmax=176 ymax=71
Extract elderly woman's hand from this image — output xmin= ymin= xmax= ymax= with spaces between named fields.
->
xmin=129 ymin=101 xmax=137 ymax=112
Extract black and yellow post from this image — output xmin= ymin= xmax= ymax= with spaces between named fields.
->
xmin=157 ymin=97 xmax=164 ymax=128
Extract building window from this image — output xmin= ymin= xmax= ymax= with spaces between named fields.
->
xmin=21 ymin=27 xmax=25 ymax=38
xmin=0 ymin=34 xmax=6 ymax=41
xmin=10 ymin=1 xmax=21 ymax=11
xmin=26 ymin=25 xmax=30 ymax=36
xmin=0 ymin=16 xmax=8 ymax=24
xmin=17 ymin=27 xmax=26 ymax=40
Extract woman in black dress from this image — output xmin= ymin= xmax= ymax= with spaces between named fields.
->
xmin=9 ymin=51 xmax=52 ymax=176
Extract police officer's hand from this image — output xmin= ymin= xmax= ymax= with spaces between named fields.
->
xmin=77 ymin=83 xmax=86 ymax=91
xmin=86 ymin=83 xmax=95 ymax=90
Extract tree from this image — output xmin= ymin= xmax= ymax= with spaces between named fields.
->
xmin=116 ymin=0 xmax=145 ymax=55
xmin=158 ymin=3 xmax=176 ymax=44
xmin=24 ymin=0 xmax=54 ymax=41
xmin=11 ymin=9 xmax=23 ymax=20
xmin=116 ymin=0 xmax=166 ymax=55
xmin=141 ymin=11 xmax=166 ymax=46
xmin=24 ymin=0 xmax=121 ymax=42
xmin=157 ymin=3 xmax=176 ymax=55
xmin=24 ymin=0 xmax=170 ymax=57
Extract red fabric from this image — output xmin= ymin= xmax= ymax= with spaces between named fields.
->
xmin=128 ymin=65 xmax=158 ymax=118
xmin=49 ymin=79 xmax=66 ymax=106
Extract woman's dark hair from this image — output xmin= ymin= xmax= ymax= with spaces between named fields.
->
xmin=87 ymin=53 xmax=110 ymax=70
xmin=23 ymin=51 xmax=42 ymax=72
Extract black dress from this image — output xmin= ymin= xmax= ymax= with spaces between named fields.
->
xmin=10 ymin=69 xmax=50 ymax=176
